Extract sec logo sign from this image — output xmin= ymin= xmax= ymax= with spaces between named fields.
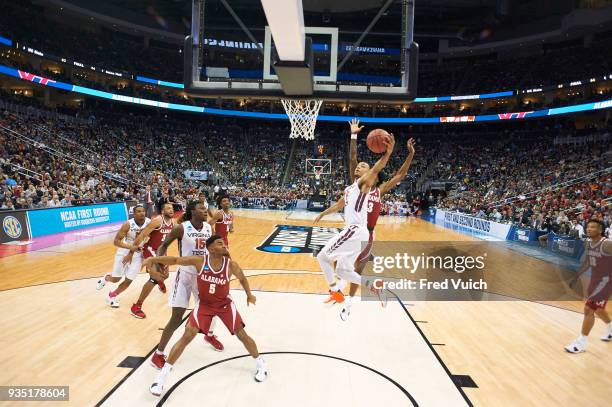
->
xmin=3 ymin=215 xmax=22 ymax=239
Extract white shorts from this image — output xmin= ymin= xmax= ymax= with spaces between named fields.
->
xmin=322 ymin=224 xmax=370 ymax=267
xmin=168 ymin=267 xmax=199 ymax=309
xmin=111 ymin=252 xmax=143 ymax=280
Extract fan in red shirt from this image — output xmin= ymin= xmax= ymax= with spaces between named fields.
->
xmin=129 ymin=202 xmax=175 ymax=319
xmin=143 ymin=235 xmax=268 ymax=397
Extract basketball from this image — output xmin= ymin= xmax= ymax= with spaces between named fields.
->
xmin=367 ymin=129 xmax=390 ymax=153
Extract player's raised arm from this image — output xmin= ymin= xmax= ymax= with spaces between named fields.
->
xmin=134 ymin=216 xmax=162 ymax=247
xmin=113 ymin=221 xmax=138 ymax=251
xmin=359 ymin=133 xmax=395 ymax=189
xmin=313 ymin=197 xmax=346 ymax=224
xmin=379 ymin=138 xmax=416 ymax=195
xmin=143 ymin=255 xmax=203 ymax=270
xmin=229 ymin=260 xmax=256 ymax=306
xmin=349 ymin=118 xmax=363 ymax=182
xmin=156 ymin=223 xmax=183 ymax=256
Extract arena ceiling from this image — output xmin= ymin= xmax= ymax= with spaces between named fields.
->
xmin=38 ymin=0 xmax=581 ymax=47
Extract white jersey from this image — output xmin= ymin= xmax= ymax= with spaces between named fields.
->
xmin=116 ymin=217 xmax=151 ymax=256
xmin=343 ymin=181 xmax=369 ymax=227
xmin=179 ymin=220 xmax=212 ymax=274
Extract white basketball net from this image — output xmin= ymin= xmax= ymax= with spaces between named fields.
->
xmin=281 ymin=99 xmax=323 ymax=140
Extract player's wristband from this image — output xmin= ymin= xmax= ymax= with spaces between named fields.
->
xmin=149 ymin=277 xmax=158 ymax=285
xmin=350 ymin=134 xmax=357 ymax=140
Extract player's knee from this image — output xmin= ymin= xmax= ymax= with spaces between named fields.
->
xmin=584 ymin=305 xmax=595 ymax=315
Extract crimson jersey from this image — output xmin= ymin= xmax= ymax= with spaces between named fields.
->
xmin=215 ymin=211 xmax=233 ymax=243
xmin=197 ymin=254 xmax=232 ymax=307
xmin=143 ymin=216 xmax=175 ymax=259
xmin=586 ymin=237 xmax=612 ymax=302
xmin=366 ymin=187 xmax=382 ymax=231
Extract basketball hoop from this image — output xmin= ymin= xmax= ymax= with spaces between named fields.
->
xmin=314 ymin=168 xmax=322 ymax=180
xmin=281 ymin=99 xmax=323 ymax=141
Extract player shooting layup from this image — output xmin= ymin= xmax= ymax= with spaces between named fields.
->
xmin=315 ymin=119 xmax=416 ymax=320
xmin=315 ymin=127 xmax=395 ymax=304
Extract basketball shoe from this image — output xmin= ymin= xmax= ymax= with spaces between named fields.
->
xmin=106 ymin=292 xmax=119 ymax=308
xmin=601 ymin=324 xmax=612 ymax=341
xmin=323 ymin=280 xmax=346 ymax=304
xmin=204 ymin=334 xmax=224 ymax=351
xmin=96 ymin=273 xmax=110 ymax=290
xmin=565 ymin=337 xmax=586 ymax=353
xmin=130 ymin=303 xmax=146 ymax=319
xmin=254 ymin=357 xmax=268 ymax=382
xmin=150 ymin=351 xmax=166 ymax=369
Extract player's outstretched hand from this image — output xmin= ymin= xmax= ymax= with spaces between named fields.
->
xmin=349 ymin=118 xmax=364 ymax=135
xmin=407 ymin=138 xmax=416 ymax=154
xmin=247 ymin=294 xmax=257 ymax=306
xmin=313 ymin=214 xmax=323 ymax=224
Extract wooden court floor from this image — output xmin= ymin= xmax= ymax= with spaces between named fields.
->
xmin=0 ymin=210 xmax=610 ymax=406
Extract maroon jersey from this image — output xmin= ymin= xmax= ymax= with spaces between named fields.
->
xmin=366 ymin=187 xmax=382 ymax=231
xmin=197 ymin=254 xmax=232 ymax=307
xmin=143 ymin=217 xmax=174 ymax=258
xmin=586 ymin=237 xmax=612 ymax=303
xmin=215 ymin=211 xmax=233 ymax=243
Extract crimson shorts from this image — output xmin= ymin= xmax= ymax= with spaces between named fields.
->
xmin=586 ymin=278 xmax=611 ymax=310
xmin=586 ymin=299 xmax=608 ymax=310
xmin=142 ymin=245 xmax=156 ymax=259
xmin=188 ymin=300 xmax=244 ymax=335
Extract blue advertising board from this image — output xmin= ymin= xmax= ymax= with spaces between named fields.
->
xmin=546 ymin=233 xmax=585 ymax=259
xmin=27 ymin=203 xmax=128 ymax=237
xmin=509 ymin=227 xmax=543 ymax=245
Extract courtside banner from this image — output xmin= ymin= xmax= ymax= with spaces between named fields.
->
xmin=509 ymin=227 xmax=541 ymax=244
xmin=0 ymin=210 xmax=30 ymax=243
xmin=27 ymin=203 xmax=128 ymax=238
xmin=434 ymin=209 xmax=513 ymax=240
xmin=546 ymin=233 xmax=585 ymax=259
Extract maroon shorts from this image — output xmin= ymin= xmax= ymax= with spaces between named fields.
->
xmin=586 ymin=299 xmax=608 ymax=310
xmin=586 ymin=279 xmax=611 ymax=310
xmin=356 ymin=230 xmax=375 ymax=264
xmin=188 ymin=300 xmax=244 ymax=335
